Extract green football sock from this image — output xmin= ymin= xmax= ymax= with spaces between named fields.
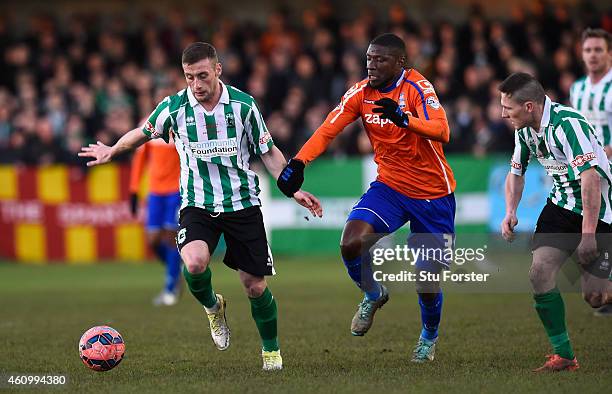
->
xmin=533 ymin=288 xmax=574 ymax=360
xmin=249 ymin=287 xmax=279 ymax=352
xmin=182 ymin=265 xmax=217 ymax=308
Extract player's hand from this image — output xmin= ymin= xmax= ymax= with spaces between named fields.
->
xmin=78 ymin=141 xmax=113 ymax=167
xmin=372 ymin=98 xmax=409 ymax=128
xmin=501 ymin=213 xmax=518 ymax=242
xmin=576 ymin=233 xmax=599 ymax=266
xmin=277 ymin=159 xmax=305 ymax=198
xmin=293 ymin=190 xmax=323 ymax=218
xmin=129 ymin=193 xmax=139 ymax=216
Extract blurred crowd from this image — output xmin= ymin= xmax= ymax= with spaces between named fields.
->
xmin=0 ymin=0 xmax=610 ymax=165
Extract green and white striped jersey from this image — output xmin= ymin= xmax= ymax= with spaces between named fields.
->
xmin=569 ymin=68 xmax=612 ymax=147
xmin=142 ymin=82 xmax=274 ymax=213
xmin=510 ymin=96 xmax=612 ymax=223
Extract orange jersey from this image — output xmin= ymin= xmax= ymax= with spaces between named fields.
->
xmin=295 ymin=69 xmax=456 ymax=199
xmin=129 ymin=137 xmax=180 ymax=195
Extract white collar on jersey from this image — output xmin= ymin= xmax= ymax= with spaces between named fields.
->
xmin=187 ymin=81 xmax=230 ymax=108
xmin=539 ymin=95 xmax=552 ymax=131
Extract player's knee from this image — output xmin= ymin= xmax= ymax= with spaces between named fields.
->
xmin=340 ymin=237 xmax=362 ymax=261
xmin=181 ymin=250 xmax=209 ymax=274
xmin=583 ymin=292 xmax=604 ymax=308
xmin=529 ymin=262 xmax=554 ymax=290
xmin=243 ymin=279 xmax=266 ymax=298
xmin=528 ymin=266 xmax=540 ymax=287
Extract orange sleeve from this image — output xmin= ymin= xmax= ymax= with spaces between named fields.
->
xmin=295 ymin=83 xmax=363 ymax=164
xmin=405 ymin=79 xmax=450 ymax=143
xmin=129 ymin=144 xmax=148 ymax=193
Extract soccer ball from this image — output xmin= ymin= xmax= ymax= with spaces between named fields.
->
xmin=78 ymin=326 xmax=125 ymax=371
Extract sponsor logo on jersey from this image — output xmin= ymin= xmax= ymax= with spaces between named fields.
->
xmin=537 ymin=157 xmax=568 ymax=175
xmin=259 ymin=131 xmax=272 ymax=145
xmin=144 ymin=121 xmax=161 ymax=138
xmin=364 ymin=113 xmax=393 ymax=127
xmin=189 ymin=138 xmax=238 ymax=160
xmin=363 ymin=99 xmax=376 ymax=104
xmin=510 ymin=160 xmax=522 ymax=170
xmin=426 ymin=96 xmax=440 ymax=109
xmin=571 ymin=152 xmax=596 ymax=168
xmin=541 ymin=162 xmax=568 ymax=174
xmin=185 ymin=116 xmax=196 ymax=126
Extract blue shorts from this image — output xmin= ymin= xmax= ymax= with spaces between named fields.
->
xmin=147 ymin=192 xmax=181 ymax=231
xmin=348 ymin=181 xmax=456 ymax=271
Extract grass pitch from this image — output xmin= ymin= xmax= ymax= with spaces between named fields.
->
xmin=1 ymin=257 xmax=610 ymax=393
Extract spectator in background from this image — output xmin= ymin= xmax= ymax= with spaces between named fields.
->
xmin=259 ymin=10 xmax=300 ymax=58
xmin=1 ymin=2 xmax=611 ymax=163
xmin=267 ymin=48 xmax=291 ymax=111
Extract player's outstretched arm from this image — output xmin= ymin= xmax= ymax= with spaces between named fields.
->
xmin=78 ymin=127 xmax=149 ymax=167
xmin=501 ymin=172 xmax=525 ymax=242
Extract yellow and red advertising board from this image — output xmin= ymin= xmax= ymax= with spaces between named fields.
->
xmin=0 ymin=164 xmax=149 ymax=263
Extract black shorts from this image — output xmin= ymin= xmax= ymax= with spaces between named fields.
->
xmin=533 ymin=199 xmax=612 ymax=278
xmin=176 ymin=206 xmax=274 ymax=277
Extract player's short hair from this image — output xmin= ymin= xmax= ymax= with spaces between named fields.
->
xmin=581 ymin=27 xmax=611 ymax=51
xmin=498 ymin=72 xmax=545 ymax=105
xmin=370 ymin=33 xmax=406 ymax=56
xmin=182 ymin=42 xmax=218 ymax=65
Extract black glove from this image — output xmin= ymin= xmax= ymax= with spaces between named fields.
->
xmin=277 ymin=159 xmax=305 ymax=198
xmin=130 ymin=193 xmax=139 ymax=216
xmin=372 ymin=98 xmax=409 ymax=127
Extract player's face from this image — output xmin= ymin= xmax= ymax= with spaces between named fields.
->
xmin=366 ymin=44 xmax=404 ymax=89
xmin=500 ymin=93 xmax=534 ymax=129
xmin=582 ymin=37 xmax=610 ymax=75
xmin=183 ymin=58 xmax=222 ymax=103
